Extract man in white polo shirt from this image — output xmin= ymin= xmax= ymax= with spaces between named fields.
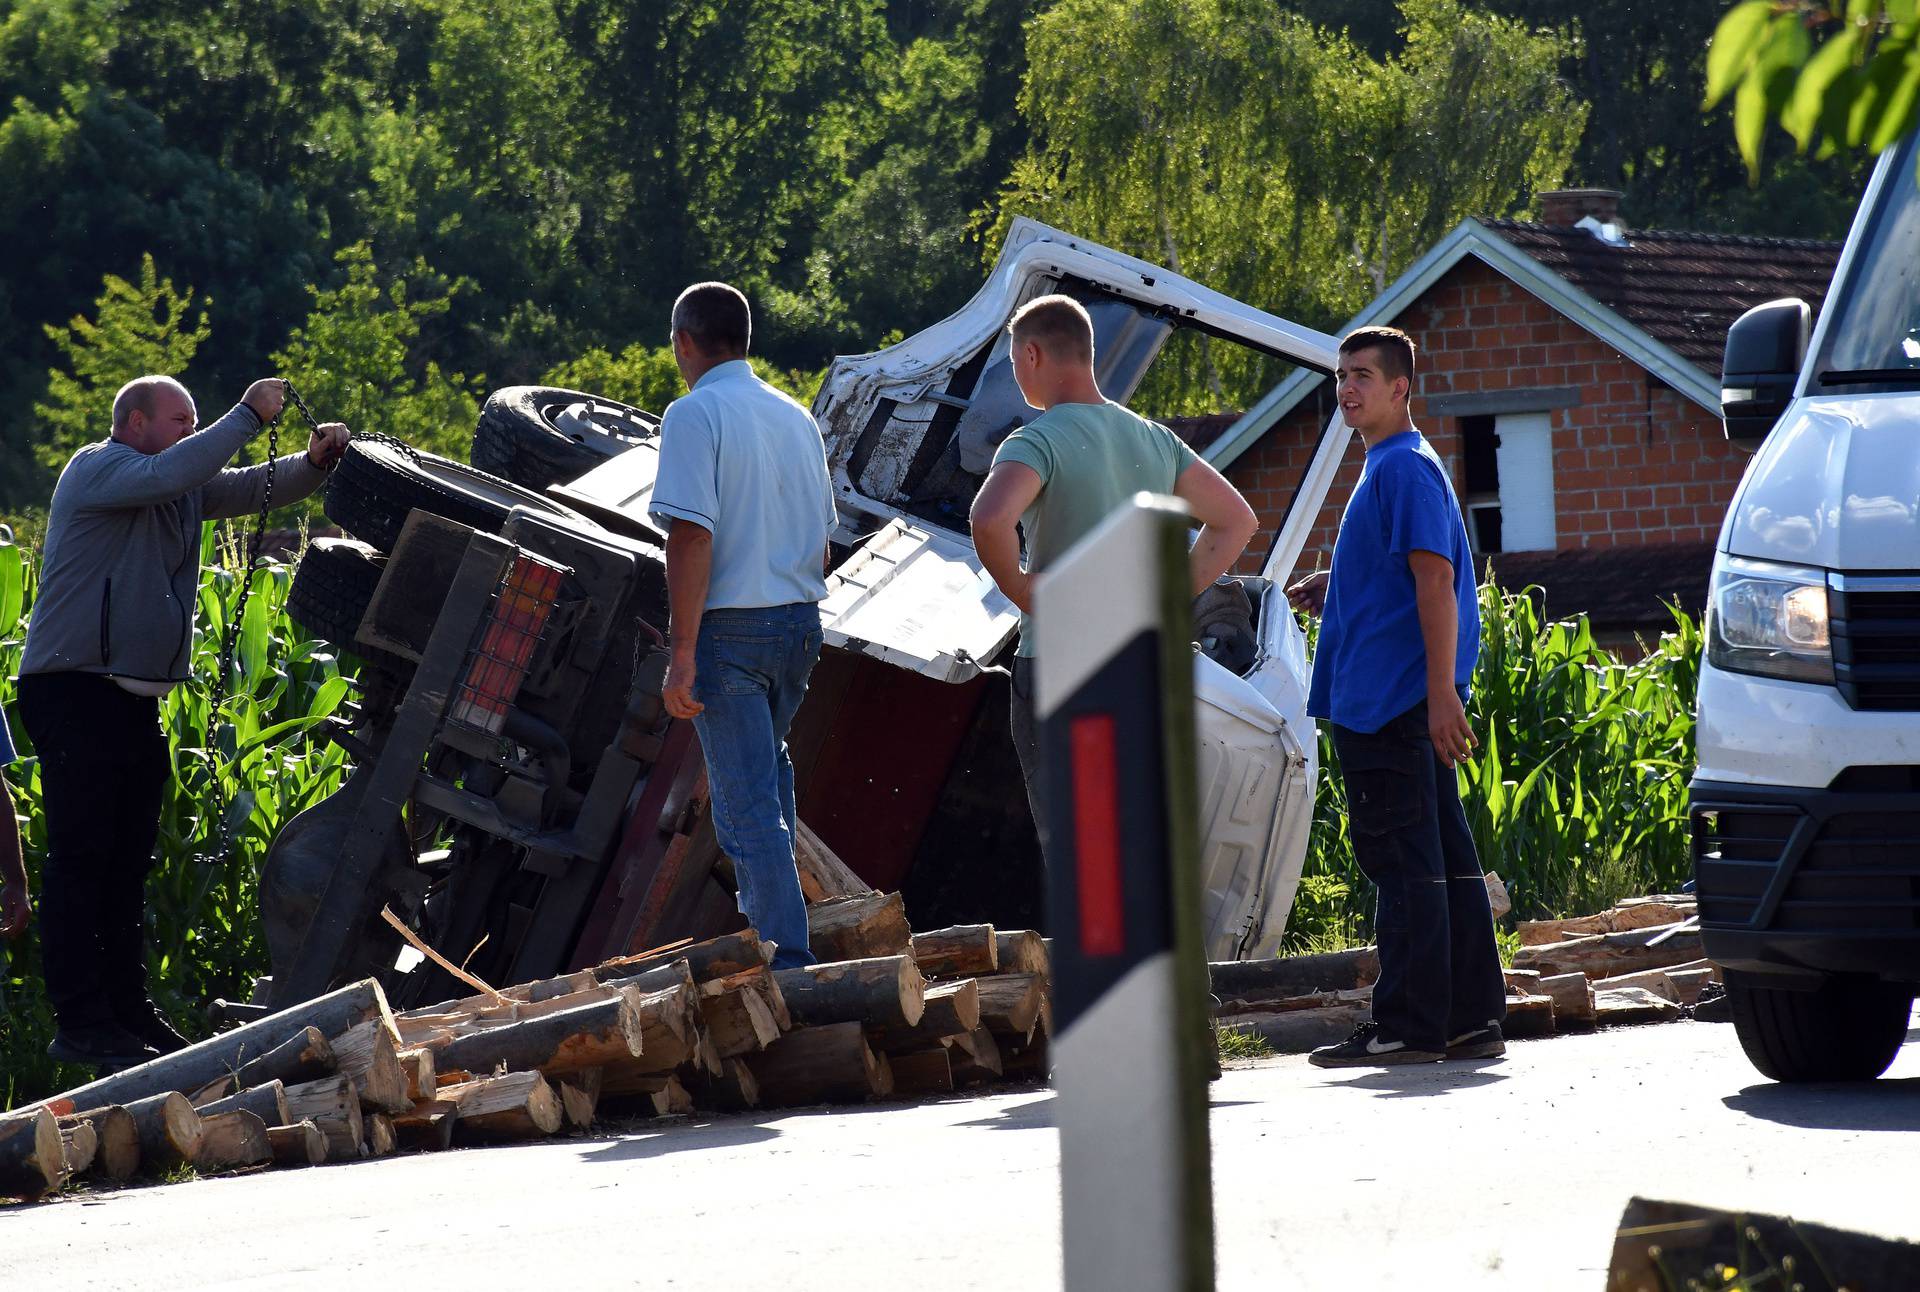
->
xmin=650 ymin=282 xmax=837 ymax=971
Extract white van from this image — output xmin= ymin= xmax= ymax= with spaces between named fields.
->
xmin=1696 ymin=127 xmax=1920 ymax=1081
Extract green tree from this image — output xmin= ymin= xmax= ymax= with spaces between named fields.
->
xmin=33 ymin=253 xmax=211 ymax=472
xmin=270 ymin=243 xmax=482 ymax=464
xmin=542 ymin=342 xmax=825 ymax=413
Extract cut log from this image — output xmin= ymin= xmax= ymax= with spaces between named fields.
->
xmin=977 ymin=974 xmax=1044 ymax=1040
xmin=1212 ymin=1003 xmax=1372 ymax=1055
xmin=750 ymin=1021 xmax=890 ymax=1106
xmin=994 ymin=930 xmax=1050 ymax=978
xmin=393 ymin=1100 xmax=459 ymax=1152
xmin=363 ymin=1113 xmax=397 ymax=1158
xmin=1669 ymin=967 xmax=1718 ymax=1007
xmin=233 ymin=1026 xmax=335 ymax=1092
xmin=444 ymin=1072 xmax=563 ymax=1141
xmin=1483 ymin=872 xmax=1511 ymax=920
xmin=1502 ymin=994 xmax=1555 ymax=1039
xmin=704 ymin=1058 xmax=761 ymax=1112
xmin=192 ymin=1111 xmax=271 ymax=1173
xmin=776 ymin=956 xmax=926 ymax=1030
xmin=1001 ymin=1019 xmax=1050 ymax=1081
xmin=1517 ymin=901 xmax=1693 ymax=945
xmin=910 ymin=925 xmax=999 ymax=978
xmin=871 ymin=979 xmax=982 ymax=1051
xmin=266 ymin=1121 xmax=328 ymax=1166
xmin=0 ymin=1109 xmax=68 ymax=1198
xmin=648 ymin=1076 xmax=694 ymax=1118
xmin=124 ymin=1091 xmax=203 ymax=1173
xmin=58 ymin=1119 xmax=98 ymax=1176
xmin=1208 ymin=947 xmax=1379 ymax=1003
xmin=1511 ymin=923 xmax=1704 ymax=979
xmin=700 ymin=982 xmax=782 ymax=1058
xmin=1594 ymin=986 xmax=1683 ymax=1026
xmin=949 ymin=1029 xmax=1004 ymax=1083
xmin=795 ymin=820 xmax=874 ymax=902
xmin=61 ymin=1107 xmax=138 ymax=1182
xmin=596 ymin=931 xmax=768 ymax=987
xmin=887 ymin=1048 xmax=955 ymax=1097
xmin=684 ymin=1026 xmax=725 ymax=1081
xmin=329 ymin=1019 xmax=414 ymax=1115
xmin=397 ymin=1047 xmax=437 ymax=1101
xmin=435 ymin=988 xmax=646 ymax=1078
xmin=1537 ymin=973 xmax=1597 ymax=1029
xmin=283 ymin=1076 xmax=364 ymax=1161
xmin=45 ymin=979 xmax=391 ymax=1114
xmin=1593 ymin=968 xmax=1680 ymax=1004
xmin=557 ymin=1068 xmax=602 ymax=1130
xmin=806 ymin=892 xmax=912 ymax=962
xmin=595 ymin=981 xmax=703 ymax=1084
xmin=195 ymin=1079 xmax=289 ymax=1128
xmin=1503 ymin=969 xmax=1543 ymax=996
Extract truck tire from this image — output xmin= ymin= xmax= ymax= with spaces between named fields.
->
xmin=471 ymin=386 xmax=658 ymax=490
xmin=1728 ymin=973 xmax=1914 ymax=1082
xmin=324 ymin=439 xmax=595 ymax=554
xmin=286 ymin=537 xmax=411 ymax=676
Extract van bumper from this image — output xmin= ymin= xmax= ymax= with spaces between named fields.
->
xmin=1690 ymin=776 xmax=1920 ymax=986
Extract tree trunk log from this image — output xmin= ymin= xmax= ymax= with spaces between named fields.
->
xmin=444 ymin=1072 xmax=563 ymax=1141
xmin=703 ymin=1058 xmax=761 ymax=1112
xmin=949 ymin=1028 xmax=1004 ymax=1083
xmin=266 ymin=1121 xmax=328 ymax=1166
xmin=556 ymin=1068 xmax=602 ymax=1130
xmin=700 ymin=982 xmax=782 ymax=1058
xmin=806 ymin=893 xmax=911 ymax=962
xmin=283 ymin=1076 xmax=364 ymax=1161
xmin=329 ymin=1019 xmax=414 ymax=1115
xmin=647 ymin=1076 xmax=693 ymax=1117
xmin=994 ymin=930 xmax=1049 ymax=978
xmin=1595 ymin=986 xmax=1683 ymax=1025
xmin=977 ymin=974 xmax=1044 ymax=1040
xmin=397 ymin=1047 xmax=436 ymax=1101
xmin=776 ymin=956 xmax=926 ymax=1030
xmin=44 ymin=980 xmax=390 ymax=1114
xmin=750 ymin=1022 xmax=890 ymax=1105
xmin=1000 ymin=1018 xmax=1050 ymax=1081
xmin=0 ymin=1108 xmax=69 ymax=1198
xmin=596 ymin=931 xmax=768 ymax=987
xmin=1214 ymin=1003 xmax=1373 ymax=1054
xmin=192 ymin=1111 xmax=272 ymax=1173
xmin=1537 ymin=972 xmax=1596 ymax=1028
xmin=1518 ymin=901 xmax=1692 ymax=945
xmin=125 ymin=1091 xmax=203 ymax=1173
xmin=196 ymin=1080 xmax=290 ymax=1129
xmin=393 ymin=1100 xmax=459 ymax=1152
xmin=61 ymin=1107 xmax=138 ymax=1182
xmin=887 ymin=1048 xmax=954 ymax=1096
xmin=58 ymin=1119 xmax=97 ymax=1177
xmin=796 ymin=820 xmax=873 ymax=902
xmin=1502 ymin=994 xmax=1556 ymax=1039
xmin=1511 ymin=923 xmax=1703 ymax=979
xmin=1208 ymin=948 xmax=1379 ymax=1004
xmin=435 ymin=989 xmax=646 ymax=1077
xmin=233 ymin=1026 xmax=336 ymax=1093
xmin=910 ymin=925 xmax=998 ymax=978
xmin=871 ymin=979 xmax=982 ymax=1051
xmin=363 ymin=1112 xmax=397 ymax=1158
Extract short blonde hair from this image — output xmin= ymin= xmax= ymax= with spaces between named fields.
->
xmin=1008 ymin=294 xmax=1094 ymax=362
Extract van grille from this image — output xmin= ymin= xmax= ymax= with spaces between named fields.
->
xmin=1692 ymin=796 xmax=1920 ymax=933
xmin=1829 ymin=577 xmax=1920 ymax=711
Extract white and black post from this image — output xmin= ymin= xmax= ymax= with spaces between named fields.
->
xmin=1035 ymin=493 xmax=1213 ymax=1292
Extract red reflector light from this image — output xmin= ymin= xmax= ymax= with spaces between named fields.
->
xmin=1070 ymin=713 xmax=1125 ymax=957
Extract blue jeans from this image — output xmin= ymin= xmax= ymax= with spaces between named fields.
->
xmin=691 ymin=603 xmax=822 ymax=970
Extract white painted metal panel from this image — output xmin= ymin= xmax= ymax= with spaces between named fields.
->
xmin=1494 ymin=411 xmax=1557 ymax=551
xmin=818 ymin=518 xmax=1019 ymax=683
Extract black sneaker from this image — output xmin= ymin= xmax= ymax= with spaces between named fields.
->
xmin=1308 ymin=1021 xmax=1445 ymax=1067
xmin=48 ymin=1022 xmax=161 ymax=1072
xmin=1445 ymin=1022 xmax=1506 ymax=1059
xmin=118 ymin=1001 xmax=191 ymax=1055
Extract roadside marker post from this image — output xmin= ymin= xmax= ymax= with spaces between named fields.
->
xmin=1035 ymin=494 xmax=1214 ymax=1292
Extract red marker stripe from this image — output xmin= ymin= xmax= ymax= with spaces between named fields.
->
xmin=1070 ymin=713 xmax=1125 ymax=957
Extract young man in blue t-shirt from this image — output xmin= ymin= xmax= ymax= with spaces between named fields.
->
xmin=1287 ymin=326 xmax=1506 ymax=1067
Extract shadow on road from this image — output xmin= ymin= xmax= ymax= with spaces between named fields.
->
xmin=1723 ymin=1078 xmax=1920 ymax=1132
xmin=955 ymin=1092 xmax=1056 ymax=1131
xmin=1324 ymin=1060 xmax=1511 ymax=1099
xmin=579 ymin=1120 xmax=784 ymax=1164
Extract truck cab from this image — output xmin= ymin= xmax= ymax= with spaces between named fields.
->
xmin=1694 ymin=128 xmax=1920 ymax=1081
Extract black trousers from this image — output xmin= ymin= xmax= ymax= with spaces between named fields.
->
xmin=17 ymin=672 xmax=171 ymax=1030
xmin=1331 ymin=700 xmax=1506 ymax=1052
xmin=1008 ymin=654 xmax=1045 ymax=848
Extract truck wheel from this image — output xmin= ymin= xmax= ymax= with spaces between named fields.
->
xmin=471 ymin=386 xmax=658 ymax=490
xmin=324 ymin=439 xmax=595 ymax=553
xmin=286 ymin=537 xmax=413 ymax=676
xmin=1728 ymin=974 xmax=1914 ymax=1082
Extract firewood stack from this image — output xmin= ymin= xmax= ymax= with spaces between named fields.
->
xmin=1 ymin=832 xmax=1052 ymax=1202
xmin=1212 ymin=888 xmax=1717 ymax=1050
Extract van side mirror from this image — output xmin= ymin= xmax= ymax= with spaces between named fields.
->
xmin=1720 ymin=297 xmax=1810 ymax=451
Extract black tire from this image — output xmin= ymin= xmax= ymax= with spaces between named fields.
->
xmin=286 ymin=537 xmax=411 ymax=675
xmin=471 ymin=385 xmax=659 ymax=490
xmin=1728 ymin=973 xmax=1914 ymax=1082
xmin=324 ymin=439 xmax=597 ymax=554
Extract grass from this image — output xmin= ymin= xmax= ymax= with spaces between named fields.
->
xmin=1215 ymin=1025 xmax=1275 ymax=1061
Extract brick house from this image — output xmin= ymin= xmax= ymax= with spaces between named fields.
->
xmin=1200 ymin=191 xmax=1840 ymax=642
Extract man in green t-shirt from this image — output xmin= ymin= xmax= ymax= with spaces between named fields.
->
xmin=970 ymin=294 xmax=1259 ymax=863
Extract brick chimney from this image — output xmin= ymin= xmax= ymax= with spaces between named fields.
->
xmin=1538 ymin=188 xmax=1623 ymax=228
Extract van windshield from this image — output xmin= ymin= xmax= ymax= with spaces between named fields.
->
xmin=1813 ymin=130 xmax=1920 ymax=392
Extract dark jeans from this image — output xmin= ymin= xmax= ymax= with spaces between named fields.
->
xmin=689 ymin=603 xmax=822 ymax=971
xmin=1331 ymin=700 xmax=1505 ymax=1052
xmin=1009 ymin=654 xmax=1045 ymax=853
xmin=17 ymin=671 xmax=171 ymax=1030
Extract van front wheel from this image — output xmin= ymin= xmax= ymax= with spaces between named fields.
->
xmin=1728 ymin=973 xmax=1913 ymax=1082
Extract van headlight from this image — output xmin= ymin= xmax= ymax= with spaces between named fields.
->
xmin=1706 ymin=556 xmax=1833 ymax=685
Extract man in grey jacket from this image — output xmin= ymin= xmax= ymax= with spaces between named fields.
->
xmin=18 ymin=374 xmax=349 ymax=1070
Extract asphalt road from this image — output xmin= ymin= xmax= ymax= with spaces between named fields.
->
xmin=6 ymin=1016 xmax=1918 ymax=1290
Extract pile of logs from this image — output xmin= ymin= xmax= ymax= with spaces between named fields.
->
xmin=0 ymin=888 xmax=1053 ymax=1203
xmin=1212 ymin=888 xmax=1718 ymax=1051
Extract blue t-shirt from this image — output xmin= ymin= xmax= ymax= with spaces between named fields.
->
xmin=0 ymin=712 xmax=13 ymax=766
xmin=1306 ymin=430 xmax=1480 ymax=734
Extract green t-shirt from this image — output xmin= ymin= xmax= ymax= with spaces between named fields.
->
xmin=991 ymin=400 xmax=1198 ymax=656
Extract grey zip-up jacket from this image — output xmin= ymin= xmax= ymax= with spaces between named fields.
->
xmin=20 ymin=405 xmax=330 ymax=683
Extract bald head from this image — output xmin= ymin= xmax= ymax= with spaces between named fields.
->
xmin=113 ymin=376 xmax=192 ymax=435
